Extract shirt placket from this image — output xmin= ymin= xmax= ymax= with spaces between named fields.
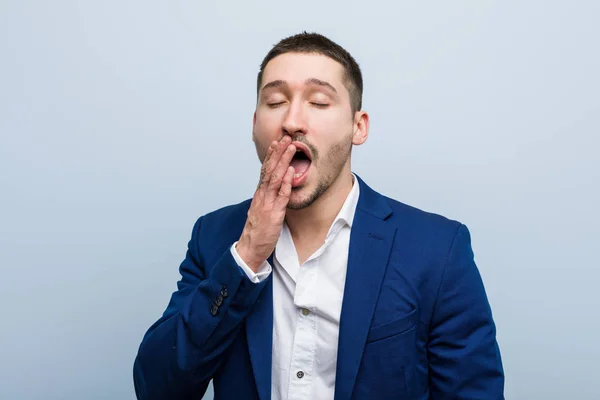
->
xmin=286 ymin=259 xmax=318 ymax=400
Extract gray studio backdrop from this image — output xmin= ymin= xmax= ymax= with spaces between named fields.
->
xmin=1 ymin=1 xmax=598 ymax=399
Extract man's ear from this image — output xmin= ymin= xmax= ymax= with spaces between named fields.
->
xmin=252 ymin=111 xmax=257 ymax=143
xmin=352 ymin=110 xmax=369 ymax=146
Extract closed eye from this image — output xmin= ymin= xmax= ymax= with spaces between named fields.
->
xmin=267 ymin=102 xmax=285 ymax=108
xmin=311 ymin=102 xmax=329 ymax=108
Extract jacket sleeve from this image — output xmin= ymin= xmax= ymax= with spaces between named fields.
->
xmin=133 ymin=216 xmax=270 ymax=400
xmin=428 ymin=224 xmax=505 ymax=399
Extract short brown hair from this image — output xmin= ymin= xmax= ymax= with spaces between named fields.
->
xmin=257 ymin=32 xmax=363 ymax=113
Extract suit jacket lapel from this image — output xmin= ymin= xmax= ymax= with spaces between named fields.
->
xmin=245 ymin=254 xmax=274 ymax=400
xmin=334 ymin=175 xmax=396 ymax=400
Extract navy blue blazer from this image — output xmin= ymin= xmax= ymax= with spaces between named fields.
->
xmin=133 ymin=174 xmax=504 ymax=399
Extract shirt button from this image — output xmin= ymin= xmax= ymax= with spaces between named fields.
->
xmin=301 ymin=308 xmax=310 ymax=316
xmin=296 ymin=371 xmax=304 ymax=379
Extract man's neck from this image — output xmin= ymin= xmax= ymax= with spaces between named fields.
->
xmin=285 ymin=170 xmax=355 ymax=242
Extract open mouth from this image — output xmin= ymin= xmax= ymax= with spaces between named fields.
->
xmin=290 ymin=143 xmax=312 ymax=186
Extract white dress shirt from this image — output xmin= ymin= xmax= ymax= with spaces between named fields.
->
xmin=230 ymin=175 xmax=360 ymax=400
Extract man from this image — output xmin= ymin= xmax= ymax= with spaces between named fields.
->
xmin=133 ymin=32 xmax=504 ymax=400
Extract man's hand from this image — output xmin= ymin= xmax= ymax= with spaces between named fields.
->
xmin=236 ymin=136 xmax=296 ymax=272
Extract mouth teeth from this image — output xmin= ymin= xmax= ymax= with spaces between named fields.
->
xmin=293 ymin=173 xmax=303 ymax=179
xmin=293 ymin=145 xmax=310 ymax=160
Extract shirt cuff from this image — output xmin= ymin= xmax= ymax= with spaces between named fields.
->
xmin=230 ymin=241 xmax=272 ymax=283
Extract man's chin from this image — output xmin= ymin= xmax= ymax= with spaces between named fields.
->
xmin=287 ymin=171 xmax=334 ymax=210
xmin=286 ymin=191 xmax=311 ymax=210
xmin=288 ymin=181 xmax=329 ymax=210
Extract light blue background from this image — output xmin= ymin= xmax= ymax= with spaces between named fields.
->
xmin=1 ymin=1 xmax=598 ymax=399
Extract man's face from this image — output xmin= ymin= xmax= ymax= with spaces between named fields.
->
xmin=253 ymin=52 xmax=365 ymax=209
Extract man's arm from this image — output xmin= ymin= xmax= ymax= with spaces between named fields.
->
xmin=133 ymin=216 xmax=270 ymax=400
xmin=427 ymin=224 xmax=504 ymax=399
xmin=133 ymin=136 xmax=297 ymax=400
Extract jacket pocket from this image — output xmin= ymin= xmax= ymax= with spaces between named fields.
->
xmin=366 ymin=308 xmax=418 ymax=343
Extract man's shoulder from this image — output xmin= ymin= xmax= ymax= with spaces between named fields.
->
xmin=377 ymin=193 xmax=465 ymax=250
xmin=200 ymin=198 xmax=252 ymax=224
xmin=188 ymin=198 xmax=253 ymax=253
xmin=377 ymin=194 xmax=469 ymax=271
xmin=356 ymin=175 xmax=463 ymax=238
xmin=385 ymin=195 xmax=462 ymax=230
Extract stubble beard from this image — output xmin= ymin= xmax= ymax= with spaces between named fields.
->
xmin=287 ymin=136 xmax=353 ymax=210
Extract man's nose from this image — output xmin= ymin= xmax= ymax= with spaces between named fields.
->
xmin=281 ymin=101 xmax=307 ymax=136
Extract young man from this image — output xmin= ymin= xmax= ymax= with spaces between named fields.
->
xmin=133 ymin=32 xmax=504 ymax=400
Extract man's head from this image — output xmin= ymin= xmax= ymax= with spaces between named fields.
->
xmin=257 ymin=32 xmax=364 ymax=114
xmin=252 ymin=32 xmax=369 ymax=210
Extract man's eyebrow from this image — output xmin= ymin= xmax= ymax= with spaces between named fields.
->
xmin=260 ymin=78 xmax=338 ymax=93
xmin=305 ymin=78 xmax=337 ymax=93
xmin=261 ymin=80 xmax=287 ymax=92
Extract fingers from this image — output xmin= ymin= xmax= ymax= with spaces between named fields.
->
xmin=268 ymin=142 xmax=295 ymax=194
xmin=259 ymin=136 xmax=291 ymax=190
xmin=275 ymin=166 xmax=295 ymax=208
xmin=256 ymin=143 xmax=276 ymax=190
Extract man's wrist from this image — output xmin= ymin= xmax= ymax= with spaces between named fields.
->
xmin=235 ymin=241 xmax=264 ymax=273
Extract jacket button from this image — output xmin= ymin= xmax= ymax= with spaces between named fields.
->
xmin=296 ymin=371 xmax=304 ymax=379
xmin=214 ymin=294 xmax=224 ymax=307
xmin=210 ymin=304 xmax=219 ymax=316
xmin=220 ymin=287 xmax=228 ymax=298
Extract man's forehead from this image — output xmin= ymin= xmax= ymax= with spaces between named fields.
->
xmin=261 ymin=53 xmax=345 ymax=89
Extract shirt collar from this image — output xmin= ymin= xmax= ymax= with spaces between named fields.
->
xmin=330 ymin=172 xmax=360 ymax=231
xmin=281 ymin=173 xmax=360 ymax=248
